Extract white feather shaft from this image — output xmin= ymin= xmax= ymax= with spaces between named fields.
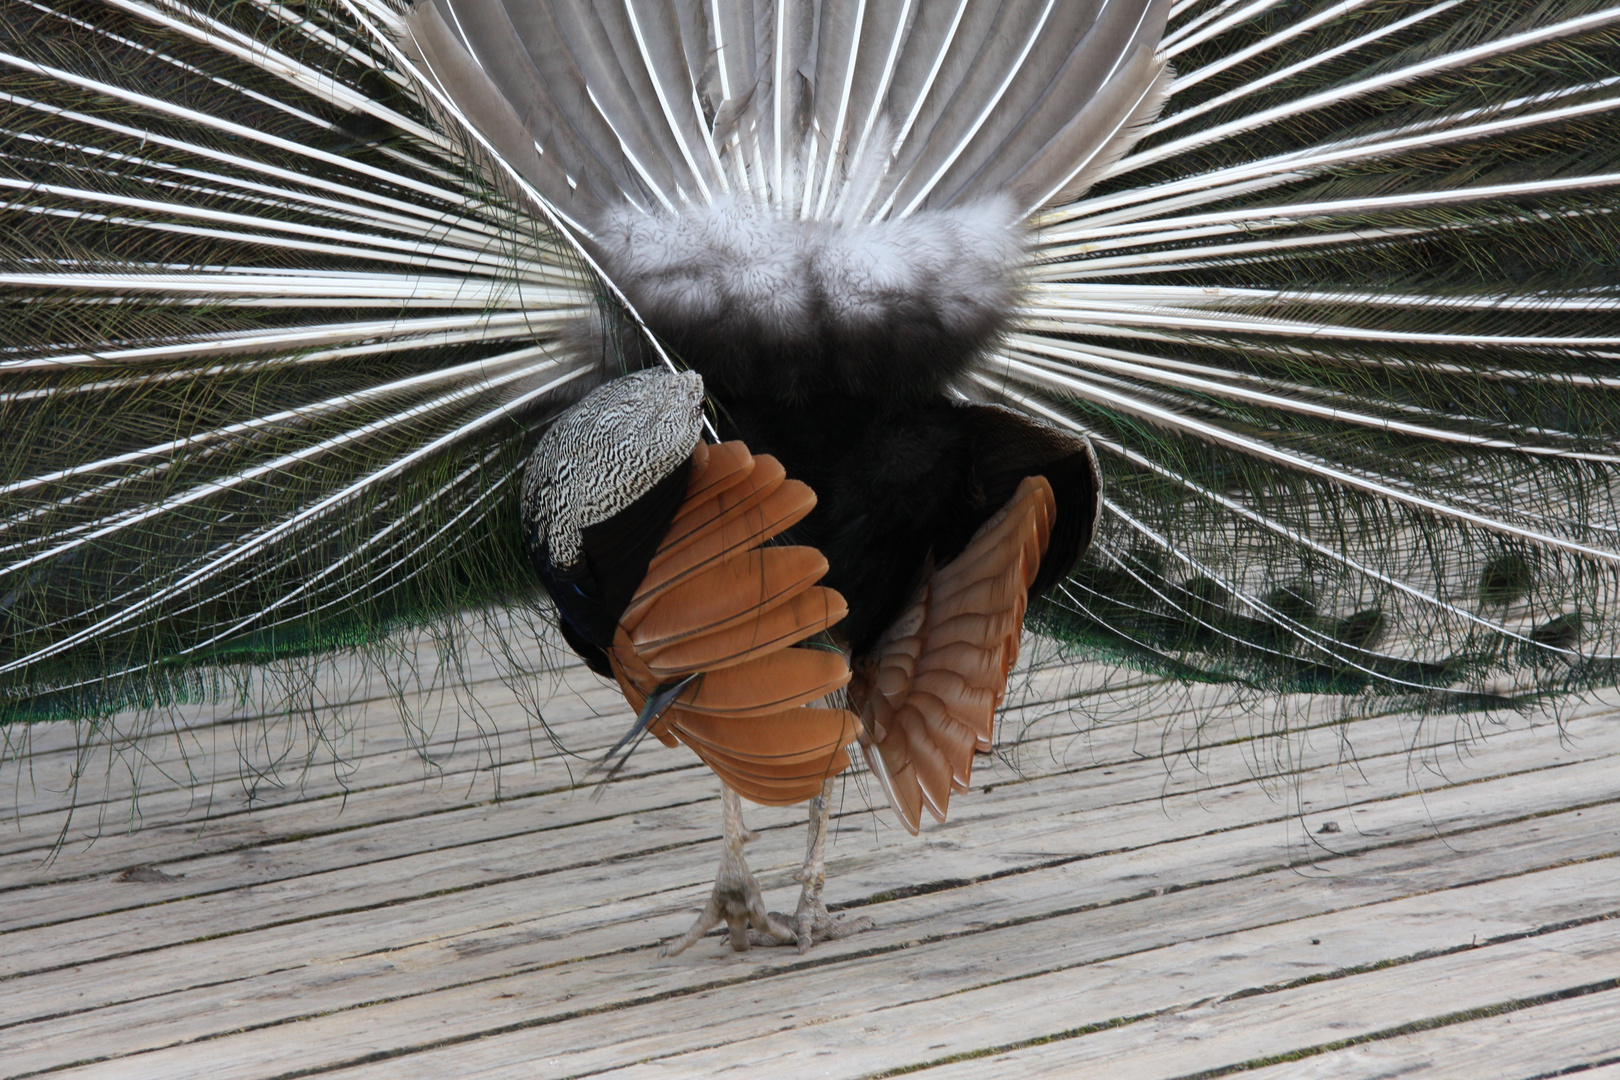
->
xmin=1159 ymin=0 xmax=1247 ymax=49
xmin=1033 ymin=225 xmax=1427 ymax=277
xmin=1049 ymin=90 xmax=1620 ymax=232
xmin=0 ymin=88 xmax=508 ymax=239
xmin=342 ymin=0 xmax=714 ymax=437
xmin=838 ymin=0 xmax=914 ymax=221
xmin=1019 ymin=300 xmax=1620 ymax=348
xmin=897 ymin=0 xmax=1059 ymax=219
xmin=1167 ymin=0 xmax=1376 ymax=94
xmin=103 ymin=0 xmax=450 ymax=152
xmin=1 ymin=365 xmax=590 ymax=673
xmin=1027 ymin=282 xmax=1620 ymax=313
xmin=24 ymin=0 xmax=384 ymax=144
xmin=0 ymin=270 xmax=578 ymax=307
xmin=980 ymin=376 xmax=1603 ymax=654
xmin=2 ymin=121 xmax=513 ymax=258
xmin=1006 ymin=338 xmax=1620 ymax=462
xmin=879 ymin=0 xmax=972 ymax=204
xmin=621 ymin=0 xmax=711 ymax=204
xmin=1162 ymin=0 xmax=1286 ymax=59
xmin=2 ymin=311 xmax=561 ymax=372
xmin=1112 ymin=4 xmax=1619 ymax=180
xmin=0 ymin=354 xmax=580 ymax=570
xmin=4 ymin=345 xmax=559 ymax=500
xmin=986 ymin=357 xmax=1620 ymax=565
xmin=1042 ymin=171 xmax=1620 ymax=250
xmin=1003 ymin=333 xmax=1608 ymax=444
xmin=0 ymin=51 xmax=474 ymax=209
xmin=813 ymin=0 xmax=869 ymax=219
xmin=0 ymin=171 xmax=526 ymax=274
xmin=1147 ymin=4 xmax=1467 ymax=143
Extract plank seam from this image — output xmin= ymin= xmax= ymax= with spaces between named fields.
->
xmin=13 ymin=838 xmax=1616 ymax=1075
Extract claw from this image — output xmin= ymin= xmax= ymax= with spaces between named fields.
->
xmin=788 ymin=896 xmax=875 ymax=953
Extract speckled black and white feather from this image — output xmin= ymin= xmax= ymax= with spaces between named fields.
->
xmin=522 ymin=369 xmax=705 ymax=571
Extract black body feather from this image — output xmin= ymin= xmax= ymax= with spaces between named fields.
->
xmin=527 ymin=457 xmax=692 ymax=672
xmin=717 ymin=393 xmax=1099 ymax=657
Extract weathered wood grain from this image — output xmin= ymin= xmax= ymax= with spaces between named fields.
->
xmin=1 ymin=633 xmax=1616 ymax=1080
xmin=1233 ymin=988 xmax=1620 ymax=1080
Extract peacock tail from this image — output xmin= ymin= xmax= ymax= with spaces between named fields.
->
xmin=4 ymin=0 xmax=1620 ymax=751
xmin=0 ymin=0 xmax=601 ymax=723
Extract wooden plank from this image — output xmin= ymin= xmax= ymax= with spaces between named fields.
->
xmin=0 ymin=633 xmax=1088 ymax=802
xmin=7 ymin=785 xmax=1612 ymax=1063
xmin=0 ymin=710 xmax=656 ymax=886
xmin=7 ymin=670 xmax=1605 ymax=918
xmin=5 ymin=628 xmax=1617 ymax=1080
xmin=0 ymin=683 xmax=1518 ymax=923
xmin=30 ymin=846 xmax=1620 ymax=1079
xmin=3 ymin=696 xmax=1611 ymax=983
xmin=0 ymin=684 xmax=1401 ymax=925
xmin=891 ymin=922 xmax=1620 ymax=1080
xmin=0 ymin=651 xmax=1135 ymax=873
xmin=4 ymin=745 xmax=1615 ymax=1077
xmin=8 ymin=779 xmax=1614 ymax=1069
xmin=1559 ymin=1064 xmax=1620 ymax=1080
xmin=2 ymin=699 xmax=1609 ymax=977
xmin=582 ymin=918 xmax=1620 ymax=1080
xmin=1232 ymin=986 xmax=1620 ymax=1080
xmin=3 ymin=634 xmax=1528 ymax=847
xmin=0 ymin=673 xmax=625 ymax=859
xmin=0 ymin=613 xmax=581 ymax=773
xmin=4 ymin=635 xmax=1593 ymax=880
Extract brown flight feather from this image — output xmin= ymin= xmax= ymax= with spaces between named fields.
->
xmin=854 ymin=475 xmax=1056 ymax=833
xmin=606 ymin=440 xmax=861 ymax=805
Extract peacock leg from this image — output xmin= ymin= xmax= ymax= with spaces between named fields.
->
xmin=776 ymin=778 xmax=875 ymax=953
xmin=663 ymin=785 xmax=795 ymax=955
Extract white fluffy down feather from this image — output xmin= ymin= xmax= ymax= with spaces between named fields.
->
xmin=588 ymin=198 xmax=1026 ymax=400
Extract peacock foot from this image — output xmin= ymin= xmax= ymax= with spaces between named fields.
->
xmin=757 ymin=873 xmax=875 ymax=953
xmin=750 ymin=777 xmax=875 ymax=953
xmin=662 ymin=783 xmax=875 ymax=957
xmin=662 ymin=790 xmax=796 ymax=956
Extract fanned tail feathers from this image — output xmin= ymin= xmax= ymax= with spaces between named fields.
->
xmin=6 ymin=0 xmax=1620 ymax=817
xmin=1016 ymin=0 xmax=1620 ymax=707
xmin=0 ymin=0 xmax=604 ymax=721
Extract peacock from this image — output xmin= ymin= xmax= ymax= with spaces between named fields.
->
xmin=5 ymin=0 xmax=1620 ymax=955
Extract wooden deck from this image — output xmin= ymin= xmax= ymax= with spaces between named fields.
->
xmin=3 ymin=624 xmax=1619 ymax=1079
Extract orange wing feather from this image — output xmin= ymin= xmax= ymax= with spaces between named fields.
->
xmin=853 ymin=476 xmax=1056 ymax=833
xmin=606 ymin=441 xmax=859 ymax=806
